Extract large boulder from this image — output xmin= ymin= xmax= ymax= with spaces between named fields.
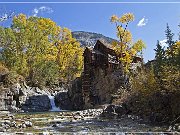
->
xmin=55 ymin=92 xmax=72 ymax=110
xmin=100 ymin=104 xmax=129 ymax=118
xmin=21 ymin=95 xmax=51 ymax=112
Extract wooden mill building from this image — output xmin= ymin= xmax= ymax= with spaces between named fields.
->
xmin=81 ymin=40 xmax=142 ymax=107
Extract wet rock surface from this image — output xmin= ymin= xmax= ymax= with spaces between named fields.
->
xmin=0 ymin=112 xmax=33 ymax=133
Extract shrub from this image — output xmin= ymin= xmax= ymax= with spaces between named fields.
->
xmin=130 ymin=66 xmax=160 ymax=96
xmin=0 ymin=63 xmax=9 ymax=75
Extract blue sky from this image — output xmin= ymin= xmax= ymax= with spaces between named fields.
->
xmin=0 ymin=1 xmax=180 ymax=62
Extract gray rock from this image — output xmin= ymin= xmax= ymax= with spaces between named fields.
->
xmin=178 ymin=125 xmax=180 ymax=131
xmin=0 ymin=80 xmax=53 ymax=112
xmin=0 ymin=88 xmax=11 ymax=111
xmin=7 ymin=114 xmax=14 ymax=119
xmin=52 ymin=123 xmax=59 ymax=127
xmin=4 ymin=124 xmax=10 ymax=129
xmin=10 ymin=121 xmax=16 ymax=127
xmin=4 ymin=120 xmax=11 ymax=126
xmin=24 ymin=121 xmax=32 ymax=127
xmin=22 ymin=123 xmax=26 ymax=128
xmin=18 ymin=124 xmax=23 ymax=128
xmin=22 ymin=95 xmax=51 ymax=112
xmin=100 ymin=104 xmax=127 ymax=118
xmin=0 ymin=127 xmax=6 ymax=132
xmin=55 ymin=92 xmax=72 ymax=110
xmin=68 ymin=77 xmax=84 ymax=110
xmin=114 ymin=105 xmax=128 ymax=116
xmin=104 ymin=105 xmax=116 ymax=113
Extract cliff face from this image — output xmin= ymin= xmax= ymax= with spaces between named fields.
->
xmin=68 ymin=77 xmax=84 ymax=110
xmin=0 ymin=83 xmax=26 ymax=112
xmin=0 ymin=87 xmax=11 ymax=111
xmin=0 ymin=83 xmax=52 ymax=112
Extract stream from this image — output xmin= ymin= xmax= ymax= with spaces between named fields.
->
xmin=0 ymin=110 xmax=169 ymax=134
xmin=0 ymin=96 xmax=172 ymax=134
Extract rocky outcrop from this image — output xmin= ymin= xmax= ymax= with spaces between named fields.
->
xmin=67 ymin=67 xmax=127 ymax=110
xmin=68 ymin=77 xmax=84 ymax=110
xmin=100 ymin=104 xmax=129 ymax=118
xmin=91 ymin=69 xmax=126 ymax=105
xmin=21 ymin=95 xmax=51 ymax=112
xmin=0 ymin=83 xmax=26 ymax=112
xmin=0 ymin=87 xmax=12 ymax=111
xmin=0 ymin=81 xmax=51 ymax=112
xmin=54 ymin=79 xmax=84 ymax=111
xmin=19 ymin=86 xmax=51 ymax=112
xmin=55 ymin=92 xmax=72 ymax=110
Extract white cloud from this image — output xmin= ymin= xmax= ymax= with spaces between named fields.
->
xmin=137 ymin=17 xmax=148 ymax=27
xmin=160 ymin=39 xmax=168 ymax=48
xmin=32 ymin=8 xmax=39 ymax=17
xmin=32 ymin=6 xmax=53 ymax=17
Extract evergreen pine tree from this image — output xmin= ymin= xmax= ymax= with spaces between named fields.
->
xmin=165 ymin=23 xmax=175 ymax=64
xmin=154 ymin=40 xmax=165 ymax=78
xmin=178 ymin=23 xmax=180 ymax=40
xmin=165 ymin=23 xmax=174 ymax=47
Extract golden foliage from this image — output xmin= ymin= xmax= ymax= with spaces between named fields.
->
xmin=110 ymin=13 xmax=146 ymax=73
xmin=110 ymin=13 xmax=134 ymax=23
xmin=130 ymin=67 xmax=160 ymax=95
xmin=0 ymin=63 xmax=9 ymax=75
xmin=110 ymin=15 xmax=119 ymax=23
xmin=160 ymin=66 xmax=180 ymax=92
xmin=0 ymin=14 xmax=83 ymax=86
xmin=119 ymin=13 xmax=134 ymax=23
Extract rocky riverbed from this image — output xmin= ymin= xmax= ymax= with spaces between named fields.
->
xmin=0 ymin=109 xmax=178 ymax=134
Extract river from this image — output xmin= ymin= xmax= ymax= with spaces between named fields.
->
xmin=5 ymin=110 xmax=169 ymax=134
xmin=0 ymin=96 xmax=172 ymax=134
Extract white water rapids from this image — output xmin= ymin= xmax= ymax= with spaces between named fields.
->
xmin=48 ymin=95 xmax=61 ymax=112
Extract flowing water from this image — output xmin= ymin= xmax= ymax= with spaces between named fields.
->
xmin=8 ymin=111 xmax=169 ymax=134
xmin=0 ymin=96 xmax=170 ymax=134
xmin=48 ymin=95 xmax=61 ymax=112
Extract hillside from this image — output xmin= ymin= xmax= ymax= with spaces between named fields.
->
xmin=72 ymin=31 xmax=116 ymax=47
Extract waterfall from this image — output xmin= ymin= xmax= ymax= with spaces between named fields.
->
xmin=48 ymin=95 xmax=61 ymax=112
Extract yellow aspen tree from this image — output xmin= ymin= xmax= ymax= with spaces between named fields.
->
xmin=110 ymin=13 xmax=146 ymax=73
